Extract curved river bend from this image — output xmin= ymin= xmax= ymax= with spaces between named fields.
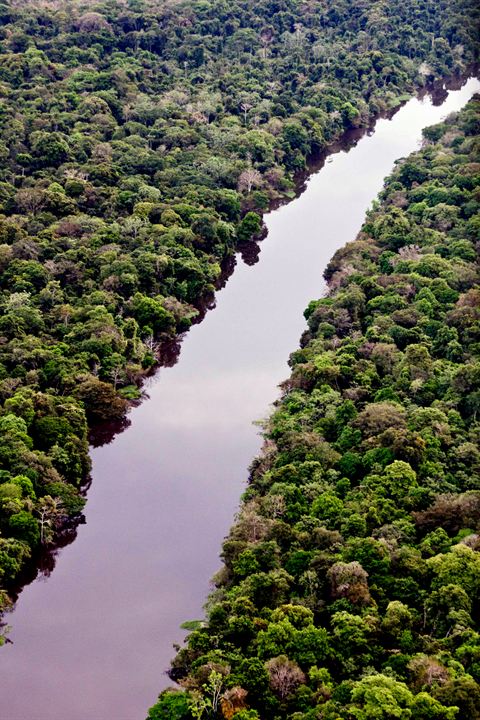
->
xmin=1 ymin=77 xmax=479 ymax=720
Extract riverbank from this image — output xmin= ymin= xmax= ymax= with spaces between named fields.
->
xmin=1 ymin=0 xmax=479 ymax=616
xmin=153 ymin=94 xmax=480 ymax=720
xmin=1 ymin=76 xmax=478 ymax=720
xmin=89 ymin=67 xmax=479 ymax=449
xmin=3 ymin=69 xmax=476 ymax=623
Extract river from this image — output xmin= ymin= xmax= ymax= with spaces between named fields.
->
xmin=1 ymin=76 xmax=479 ymax=720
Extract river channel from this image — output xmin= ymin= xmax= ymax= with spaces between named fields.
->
xmin=1 ymin=76 xmax=479 ymax=720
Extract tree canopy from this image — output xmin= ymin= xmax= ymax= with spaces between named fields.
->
xmin=0 ymin=0 xmax=478 ymax=649
xmin=151 ymin=98 xmax=480 ymax=719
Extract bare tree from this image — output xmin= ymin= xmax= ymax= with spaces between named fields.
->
xmin=233 ymin=500 xmax=270 ymax=542
xmin=328 ymin=561 xmax=371 ymax=605
xmin=36 ymin=496 xmax=66 ymax=544
xmin=260 ymin=27 xmax=274 ymax=59
xmin=64 ymin=168 xmax=89 ymax=181
xmin=266 ymin=656 xmax=305 ymax=699
xmin=77 ymin=12 xmax=111 ymax=33
xmin=92 ymin=142 xmax=113 ymax=163
xmin=144 ymin=334 xmax=159 ymax=355
xmin=109 ymin=365 xmax=124 ymax=390
xmin=15 ymin=188 xmax=46 ymax=216
xmin=239 ymin=101 xmax=252 ymax=125
xmin=238 ymin=168 xmax=262 ymax=193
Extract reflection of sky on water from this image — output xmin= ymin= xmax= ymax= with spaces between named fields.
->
xmin=1 ymin=77 xmax=479 ymax=720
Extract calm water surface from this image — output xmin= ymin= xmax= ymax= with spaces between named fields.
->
xmin=1 ymin=77 xmax=479 ymax=720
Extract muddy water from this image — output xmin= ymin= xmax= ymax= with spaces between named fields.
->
xmin=1 ymin=77 xmax=479 ymax=720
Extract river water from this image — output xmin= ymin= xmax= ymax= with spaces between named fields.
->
xmin=1 ymin=77 xmax=479 ymax=720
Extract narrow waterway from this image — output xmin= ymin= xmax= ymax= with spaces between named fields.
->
xmin=1 ymin=77 xmax=479 ymax=720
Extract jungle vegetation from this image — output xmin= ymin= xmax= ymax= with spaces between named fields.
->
xmin=0 ymin=0 xmax=478 ymax=634
xmin=149 ymin=99 xmax=480 ymax=719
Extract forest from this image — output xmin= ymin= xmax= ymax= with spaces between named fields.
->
xmin=0 ymin=0 xmax=479 ymax=619
xmin=150 ymin=98 xmax=480 ymax=719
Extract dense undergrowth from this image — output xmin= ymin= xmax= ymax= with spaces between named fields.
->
xmin=0 ymin=0 xmax=479 ymax=626
xmin=150 ymin=99 xmax=480 ymax=719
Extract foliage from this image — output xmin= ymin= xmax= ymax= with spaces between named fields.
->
xmin=0 ymin=0 xmax=478 ymax=649
xmin=159 ymin=100 xmax=480 ymax=718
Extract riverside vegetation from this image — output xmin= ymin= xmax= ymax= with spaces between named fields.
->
xmin=149 ymin=99 xmax=480 ymax=719
xmin=0 ymin=0 xmax=478 ymax=639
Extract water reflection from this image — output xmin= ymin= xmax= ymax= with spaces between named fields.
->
xmin=1 ymin=74 xmax=479 ymax=720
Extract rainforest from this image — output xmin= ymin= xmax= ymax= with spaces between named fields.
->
xmin=153 ymin=98 xmax=480 ymax=720
xmin=0 ymin=0 xmax=479 ymax=719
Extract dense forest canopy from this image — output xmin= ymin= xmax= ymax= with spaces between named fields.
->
xmin=0 ymin=0 xmax=478 ymax=637
xmin=151 ymin=98 xmax=480 ymax=720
